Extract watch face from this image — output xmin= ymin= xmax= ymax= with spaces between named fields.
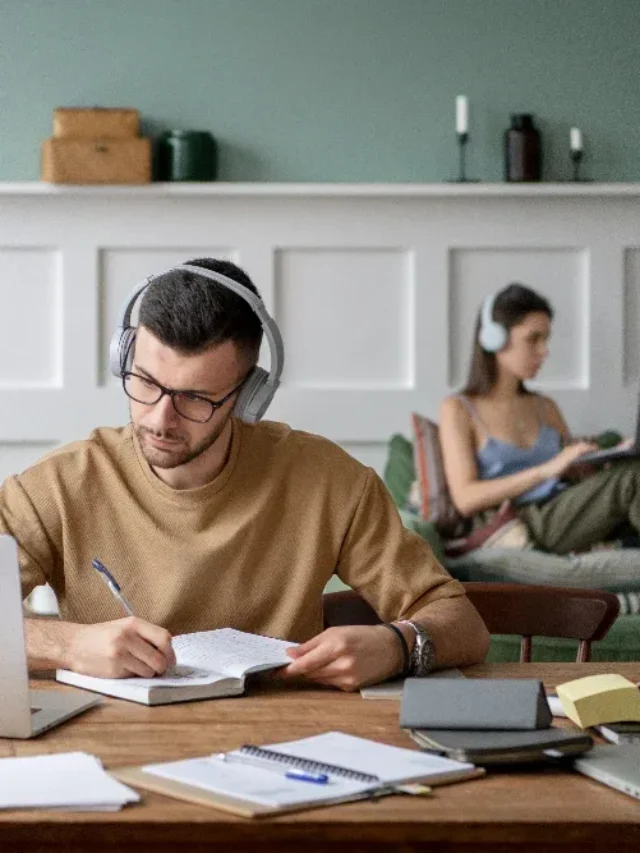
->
xmin=412 ymin=629 xmax=435 ymax=676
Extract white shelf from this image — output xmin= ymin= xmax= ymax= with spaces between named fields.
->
xmin=1 ymin=181 xmax=640 ymax=198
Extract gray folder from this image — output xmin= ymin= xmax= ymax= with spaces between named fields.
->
xmin=400 ymin=678 xmax=552 ymax=730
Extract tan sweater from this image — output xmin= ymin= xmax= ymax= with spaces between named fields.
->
xmin=0 ymin=419 xmax=463 ymax=641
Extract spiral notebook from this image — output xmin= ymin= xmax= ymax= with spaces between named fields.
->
xmin=113 ymin=731 xmax=482 ymax=817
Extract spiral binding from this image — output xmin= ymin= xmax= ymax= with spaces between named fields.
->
xmin=238 ymin=744 xmax=380 ymax=784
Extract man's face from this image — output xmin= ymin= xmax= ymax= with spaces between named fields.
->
xmin=129 ymin=327 xmax=250 ymax=470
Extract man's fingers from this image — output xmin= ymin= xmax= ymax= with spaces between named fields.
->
xmin=284 ymin=641 xmax=340 ymax=677
xmin=127 ymin=618 xmax=176 ymax=667
xmin=294 ymin=660 xmax=350 ymax=682
xmin=286 ymin=634 xmax=322 ymax=659
xmin=126 ymin=633 xmax=171 ymax=675
xmin=119 ymin=651 xmax=157 ymax=679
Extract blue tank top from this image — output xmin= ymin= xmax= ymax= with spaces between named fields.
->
xmin=459 ymin=395 xmax=563 ymax=506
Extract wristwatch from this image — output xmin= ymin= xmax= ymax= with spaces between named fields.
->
xmin=399 ymin=620 xmax=436 ymax=676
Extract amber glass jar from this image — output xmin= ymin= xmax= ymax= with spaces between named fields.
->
xmin=504 ymin=114 xmax=542 ymax=182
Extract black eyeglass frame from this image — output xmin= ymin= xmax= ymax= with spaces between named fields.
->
xmin=122 ymin=370 xmax=247 ymax=423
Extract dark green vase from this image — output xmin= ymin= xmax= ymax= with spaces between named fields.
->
xmin=156 ymin=130 xmax=218 ymax=181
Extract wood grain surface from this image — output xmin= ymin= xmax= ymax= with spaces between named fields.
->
xmin=3 ymin=662 xmax=640 ymax=853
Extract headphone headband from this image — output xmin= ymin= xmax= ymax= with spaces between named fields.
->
xmin=109 ymin=264 xmax=284 ymax=423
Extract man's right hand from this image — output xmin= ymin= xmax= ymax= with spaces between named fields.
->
xmin=64 ymin=617 xmax=176 ymax=678
xmin=542 ymin=440 xmax=598 ymax=479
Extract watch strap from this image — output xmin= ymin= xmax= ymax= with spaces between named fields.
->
xmin=380 ymin=623 xmax=411 ymax=677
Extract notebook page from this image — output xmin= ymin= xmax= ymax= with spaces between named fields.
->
xmin=0 ymin=752 xmax=139 ymax=810
xmin=269 ymin=731 xmax=475 ymax=784
xmin=171 ymin=628 xmax=297 ymax=679
xmin=143 ymin=756 xmax=370 ymax=808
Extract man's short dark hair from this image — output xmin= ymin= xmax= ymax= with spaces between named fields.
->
xmin=138 ymin=258 xmax=263 ymax=360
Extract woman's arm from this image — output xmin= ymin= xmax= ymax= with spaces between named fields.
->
xmin=438 ymin=396 xmax=592 ymax=516
xmin=540 ymin=396 xmax=597 ymax=483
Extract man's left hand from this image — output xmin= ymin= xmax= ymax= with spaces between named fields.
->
xmin=282 ymin=625 xmax=406 ymax=692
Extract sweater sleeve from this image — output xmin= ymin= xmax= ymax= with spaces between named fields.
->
xmin=335 ymin=468 xmax=464 ymax=621
xmin=0 ymin=475 xmax=55 ymax=600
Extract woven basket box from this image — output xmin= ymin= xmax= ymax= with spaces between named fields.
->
xmin=53 ymin=107 xmax=140 ymax=139
xmin=41 ymin=138 xmax=151 ymax=184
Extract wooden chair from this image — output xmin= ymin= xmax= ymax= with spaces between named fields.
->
xmin=322 ymin=582 xmax=620 ymax=663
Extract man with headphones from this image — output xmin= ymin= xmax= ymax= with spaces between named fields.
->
xmin=1 ymin=258 xmax=488 ymax=690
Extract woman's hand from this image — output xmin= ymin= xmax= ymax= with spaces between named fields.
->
xmin=541 ymin=441 xmax=598 ymax=479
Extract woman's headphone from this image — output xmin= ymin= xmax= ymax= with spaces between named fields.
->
xmin=109 ymin=264 xmax=284 ymax=424
xmin=478 ymin=291 xmax=508 ymax=352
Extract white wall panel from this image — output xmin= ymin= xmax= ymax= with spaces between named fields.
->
xmin=0 ymin=442 xmax=58 ymax=484
xmin=339 ymin=441 xmax=388 ymax=475
xmin=0 ymin=248 xmax=62 ymax=387
xmin=275 ymin=248 xmax=413 ymax=389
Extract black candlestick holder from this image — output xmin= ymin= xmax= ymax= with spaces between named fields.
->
xmin=570 ymin=149 xmax=584 ymax=182
xmin=449 ymin=132 xmax=479 ymax=182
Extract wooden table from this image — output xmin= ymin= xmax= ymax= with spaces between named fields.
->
xmin=3 ymin=662 xmax=640 ymax=853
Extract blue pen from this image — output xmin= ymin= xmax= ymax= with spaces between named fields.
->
xmin=284 ymin=771 xmax=329 ymax=785
xmin=92 ymin=559 xmax=136 ymax=617
xmin=217 ymin=753 xmax=330 ymax=784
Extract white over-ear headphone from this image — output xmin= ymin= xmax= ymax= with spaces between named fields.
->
xmin=109 ymin=264 xmax=284 ymax=424
xmin=479 ymin=291 xmax=508 ymax=353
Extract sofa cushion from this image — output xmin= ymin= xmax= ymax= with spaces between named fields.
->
xmin=447 ymin=546 xmax=640 ymax=594
xmin=383 ymin=433 xmax=416 ymax=510
xmin=411 ymin=413 xmax=470 ymax=539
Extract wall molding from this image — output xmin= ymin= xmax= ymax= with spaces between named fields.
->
xmin=2 ymin=181 xmax=640 ymax=198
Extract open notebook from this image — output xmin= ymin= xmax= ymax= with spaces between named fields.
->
xmin=56 ymin=629 xmax=297 ymax=705
xmin=114 ymin=731 xmax=484 ymax=817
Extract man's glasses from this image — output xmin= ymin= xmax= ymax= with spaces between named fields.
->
xmin=122 ymin=371 xmax=245 ymax=423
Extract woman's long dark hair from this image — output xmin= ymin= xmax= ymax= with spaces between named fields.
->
xmin=462 ymin=283 xmax=553 ymax=397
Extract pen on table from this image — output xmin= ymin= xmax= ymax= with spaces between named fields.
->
xmin=216 ymin=752 xmax=329 ymax=785
xmin=92 ymin=558 xmax=136 ymax=617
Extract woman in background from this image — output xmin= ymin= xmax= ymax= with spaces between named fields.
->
xmin=439 ymin=283 xmax=638 ymax=554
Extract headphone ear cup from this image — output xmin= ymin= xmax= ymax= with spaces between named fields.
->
xmin=234 ymin=367 xmax=273 ymax=423
xmin=109 ymin=327 xmax=136 ymax=377
xmin=479 ymin=322 xmax=508 ymax=353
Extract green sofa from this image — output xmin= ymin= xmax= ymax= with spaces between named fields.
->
xmin=329 ymin=434 xmax=640 ymax=662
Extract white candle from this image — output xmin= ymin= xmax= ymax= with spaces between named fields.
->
xmin=456 ymin=95 xmax=469 ymax=135
xmin=570 ymin=127 xmax=583 ymax=152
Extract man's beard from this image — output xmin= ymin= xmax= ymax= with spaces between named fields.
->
xmin=134 ymin=417 xmax=229 ymax=470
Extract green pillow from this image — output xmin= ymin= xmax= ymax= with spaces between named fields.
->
xmin=383 ymin=433 xmax=415 ymax=508
xmin=596 ymin=429 xmax=623 ymax=449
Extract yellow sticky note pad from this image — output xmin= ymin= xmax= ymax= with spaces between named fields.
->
xmin=556 ymin=674 xmax=640 ymax=729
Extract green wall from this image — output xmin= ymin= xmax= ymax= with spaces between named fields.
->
xmin=0 ymin=0 xmax=638 ymax=182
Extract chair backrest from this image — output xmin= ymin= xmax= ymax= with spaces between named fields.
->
xmin=322 ymin=582 xmax=620 ymax=663
xmin=462 ymin=582 xmax=620 ymax=663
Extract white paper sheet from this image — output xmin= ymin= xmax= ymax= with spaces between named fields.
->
xmin=0 ymin=752 xmax=139 ymax=811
